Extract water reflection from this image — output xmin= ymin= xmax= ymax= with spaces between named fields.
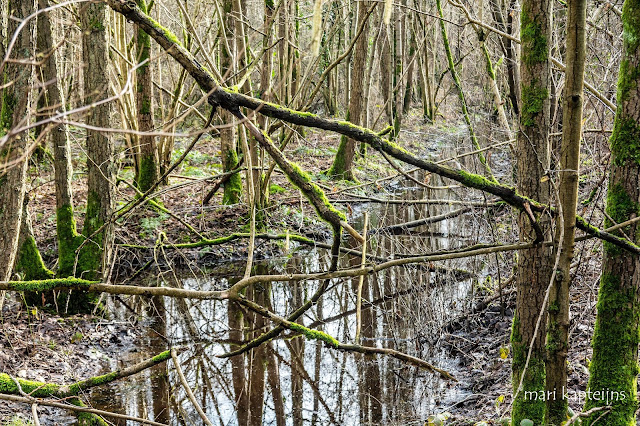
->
xmin=93 ymin=159 xmax=492 ymax=425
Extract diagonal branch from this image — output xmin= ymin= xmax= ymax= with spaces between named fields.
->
xmin=104 ymin=0 xmax=639 ymax=254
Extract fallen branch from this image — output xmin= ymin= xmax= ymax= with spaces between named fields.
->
xmin=103 ymin=0 xmax=638 ymax=254
xmin=0 ymin=349 xmax=172 ymax=398
xmin=236 ymin=295 xmax=457 ymax=381
xmin=0 ymin=394 xmax=167 ymax=426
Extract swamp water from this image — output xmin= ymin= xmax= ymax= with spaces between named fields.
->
xmin=91 ymin=134 xmax=508 ymax=425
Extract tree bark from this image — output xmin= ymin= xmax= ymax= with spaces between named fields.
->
xmin=328 ymin=0 xmax=369 ymax=180
xmin=134 ymin=0 xmax=159 ymax=192
xmin=78 ymin=1 xmax=115 ymax=285
xmin=510 ymin=0 xmax=553 ymax=424
xmin=34 ymin=0 xmax=81 ymax=279
xmin=584 ymin=0 xmax=640 ymax=424
xmin=545 ymin=0 xmax=586 ymax=423
xmin=0 ymin=0 xmax=35 ymax=283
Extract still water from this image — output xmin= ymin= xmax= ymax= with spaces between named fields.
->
xmin=91 ymin=138 xmax=503 ymax=425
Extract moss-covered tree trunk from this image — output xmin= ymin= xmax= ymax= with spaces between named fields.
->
xmin=328 ymin=0 xmax=369 ymax=180
xmin=34 ymin=0 xmax=82 ymax=279
xmin=78 ymin=1 xmax=115 ymax=287
xmin=0 ymin=0 xmax=34 ymax=283
xmin=15 ymin=198 xmax=54 ymax=282
xmin=510 ymin=0 xmax=553 ymax=424
xmin=219 ymin=0 xmax=241 ymax=205
xmin=134 ymin=0 xmax=159 ymax=192
xmin=584 ymin=1 xmax=640 ymax=424
xmin=545 ymin=0 xmax=586 ymax=423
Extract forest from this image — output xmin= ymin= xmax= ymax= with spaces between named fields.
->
xmin=0 ymin=0 xmax=637 ymax=424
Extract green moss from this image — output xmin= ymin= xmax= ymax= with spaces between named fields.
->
xmin=14 ymin=236 xmax=54 ymax=281
xmin=72 ymin=398 xmax=108 ymax=426
xmin=510 ymin=313 xmax=545 ymax=426
xmin=604 ymin=183 xmax=639 ymax=255
xmin=521 ymin=84 xmax=549 ymax=127
xmin=610 ymin=118 xmax=640 ymax=165
xmin=288 ymin=322 xmax=340 ymax=348
xmin=73 ymin=191 xmax=106 ymax=310
xmin=87 ymin=18 xmax=105 ymax=31
xmin=584 ymin=273 xmax=640 ymax=426
xmin=56 ymin=204 xmax=83 ymax=278
xmin=622 ymin=0 xmax=640 ymax=53
xmin=151 ymin=350 xmax=171 ymax=362
xmin=269 ymin=184 xmax=286 ymax=195
xmin=327 ymin=135 xmax=354 ymax=180
xmin=520 ymin=9 xmax=548 ymax=66
xmin=9 ymin=278 xmax=96 ymax=292
xmin=222 ymin=149 xmax=241 ymax=205
xmin=0 ymin=90 xmax=16 ymax=131
xmin=0 ymin=373 xmax=60 ymax=397
xmin=286 ymin=158 xmax=346 ymax=222
xmin=136 ymin=154 xmax=157 ymax=193
xmin=147 ymin=16 xmax=182 ymax=46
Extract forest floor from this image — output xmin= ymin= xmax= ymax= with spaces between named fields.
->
xmin=1 ymin=113 xmax=605 ymax=425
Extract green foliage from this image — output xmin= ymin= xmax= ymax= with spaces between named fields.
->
xmin=2 ymin=417 xmax=33 ymax=426
xmin=139 ymin=212 xmax=168 ymax=238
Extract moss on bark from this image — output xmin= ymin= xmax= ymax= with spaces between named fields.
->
xmin=56 ymin=204 xmax=84 ymax=278
xmin=222 ymin=149 xmax=242 ymax=204
xmin=135 ymin=154 xmax=158 ymax=194
xmin=14 ymin=236 xmax=54 ymax=281
xmin=584 ymin=274 xmax=640 ymax=425
xmin=510 ymin=314 xmax=546 ymax=425
xmin=327 ymin=135 xmax=355 ymax=181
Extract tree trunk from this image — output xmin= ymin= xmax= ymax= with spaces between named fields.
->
xmin=584 ymin=0 xmax=640 ymax=424
xmin=134 ymin=0 xmax=159 ymax=192
xmin=0 ymin=0 xmax=34 ymax=284
xmin=78 ymin=1 xmax=115 ymax=286
xmin=34 ymin=0 xmax=81 ymax=279
xmin=328 ymin=0 xmax=369 ymax=180
xmin=510 ymin=0 xmax=553 ymax=424
xmin=545 ymin=0 xmax=586 ymax=423
xmin=219 ymin=0 xmax=241 ymax=205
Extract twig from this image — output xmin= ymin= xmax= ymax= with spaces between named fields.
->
xmin=170 ymin=348 xmax=214 ymax=426
xmin=355 ymin=212 xmax=369 ymax=344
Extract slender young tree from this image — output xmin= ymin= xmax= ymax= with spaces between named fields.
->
xmin=328 ymin=0 xmax=369 ymax=180
xmin=584 ymin=0 xmax=640 ymax=423
xmin=0 ymin=0 xmax=35 ymax=283
xmin=219 ymin=0 xmax=241 ymax=205
xmin=545 ymin=0 xmax=587 ymax=423
xmin=134 ymin=0 xmax=159 ymax=192
xmin=510 ymin=0 xmax=553 ymax=424
xmin=36 ymin=0 xmax=81 ymax=279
